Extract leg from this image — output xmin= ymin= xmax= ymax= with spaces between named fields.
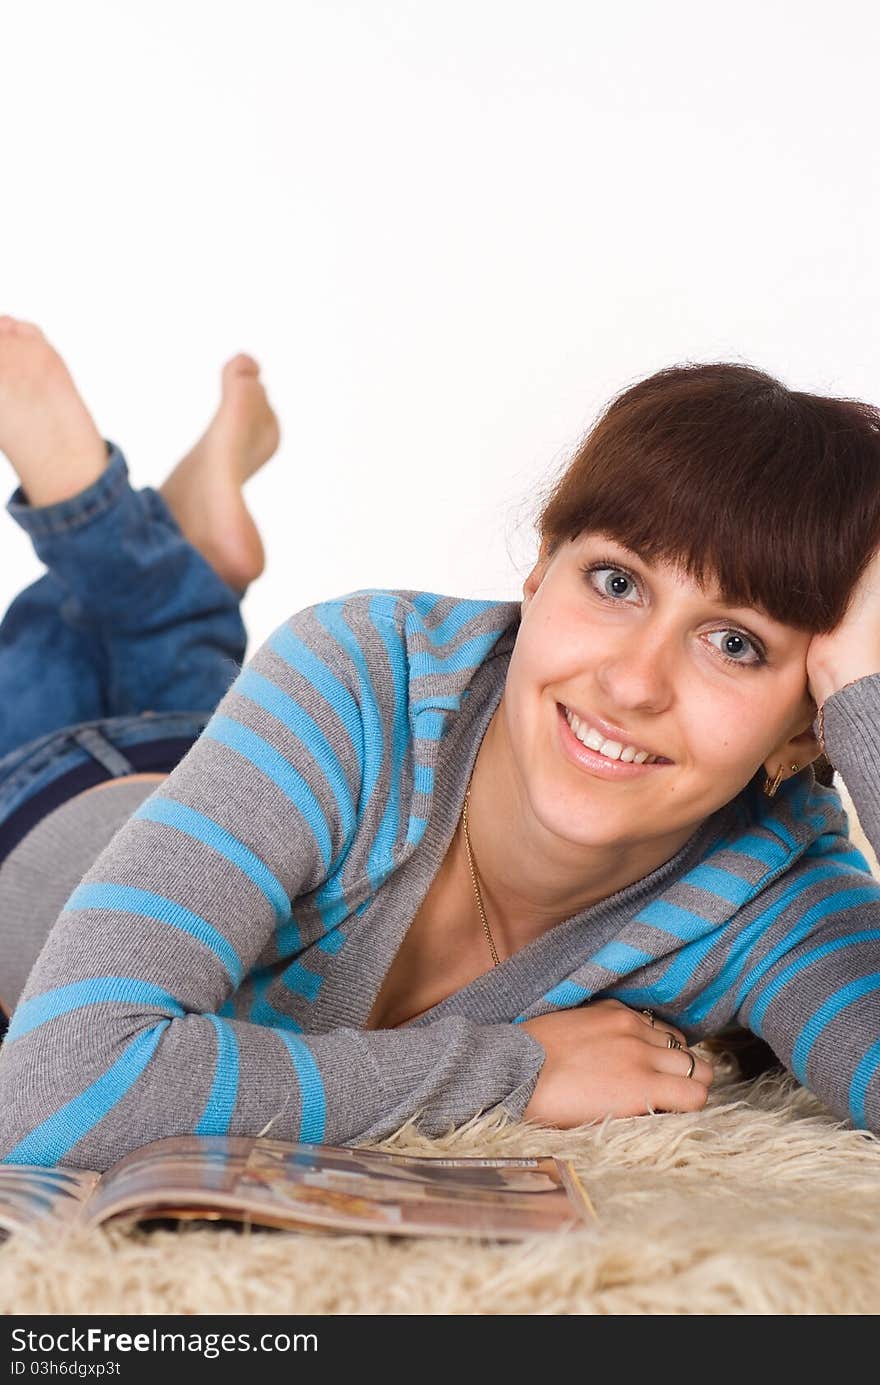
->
xmin=0 ymin=318 xmax=280 ymax=759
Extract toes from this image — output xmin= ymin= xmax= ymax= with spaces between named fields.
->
xmin=223 ymin=353 xmax=260 ymax=381
xmin=0 ymin=316 xmax=43 ymax=339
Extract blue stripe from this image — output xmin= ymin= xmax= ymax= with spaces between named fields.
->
xmin=195 ymin=1016 xmax=240 ymax=1134
xmin=247 ymin=967 xmax=290 ymax=1027
xmin=763 ymin=818 xmax=799 ymax=853
xmin=677 ymin=863 xmax=861 ymax=1026
xmin=8 ymin=980 xmax=185 ymax=1042
xmin=316 ymin=602 xmax=386 ymax=889
xmin=682 ymin=862 xmax=757 ymax=907
xmin=134 ymin=796 xmax=296 ymax=941
xmin=634 ymin=898 xmax=721 ymax=944
xmin=409 ymin=628 xmax=508 ymax=680
xmin=411 ymin=596 xmax=499 ymax=647
xmin=250 ymin=996 xmax=303 ymax=1031
xmin=744 ymin=908 xmax=880 ymax=1037
xmin=204 ymin=716 xmax=333 ymax=872
xmin=617 ymin=877 xmax=878 ymax=1022
xmin=406 ymin=815 xmax=428 ymax=847
xmin=836 ymin=844 xmax=875 ymax=874
xmin=804 ymin=840 xmax=873 ymax=874
xmin=65 ymin=883 xmax=244 ymax=988
xmin=281 ymin=960 xmax=324 ymax=1002
xmin=277 ymin=1032 xmax=327 ymax=1142
xmin=235 ymin=665 xmax=357 ymax=839
xmin=412 ymin=694 xmax=466 ymax=716
xmin=544 ymin=979 xmax=591 ymax=1008
xmin=850 ymin=1040 xmax=880 ymax=1129
xmin=728 ymin=832 xmax=792 ymax=870
xmin=590 ymin=940 xmax=653 ymax=974
xmin=608 ymin=937 xmax=721 ymax=1010
xmin=413 ymin=763 xmax=434 ymax=796
xmin=788 ymin=969 xmax=880 ymax=1080
xmin=275 ymin=917 xmax=304 ymax=956
xmin=2 ymin=1023 xmax=169 ymax=1166
xmin=308 ymin=879 xmax=352 ymax=938
xmin=269 ymin=622 xmax=363 ymax=764
xmin=409 ymin=591 xmax=444 ymax=620
xmin=413 ymin=709 xmax=447 ymax=740
xmin=737 ymin=886 xmax=880 ymax=1015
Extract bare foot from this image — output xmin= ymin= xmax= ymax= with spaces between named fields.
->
xmin=159 ymin=355 xmax=280 ymax=593
xmin=0 ymin=316 xmax=108 ymax=507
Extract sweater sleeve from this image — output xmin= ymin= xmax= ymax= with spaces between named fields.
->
xmin=730 ymin=671 xmax=880 ymax=1132
xmin=0 ymin=600 xmax=545 ymax=1171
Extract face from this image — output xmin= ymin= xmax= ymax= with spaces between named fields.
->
xmin=502 ymin=530 xmax=822 ymax=855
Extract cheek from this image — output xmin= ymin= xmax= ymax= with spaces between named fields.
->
xmin=515 ymin=616 xmax=585 ymax=686
xmin=688 ymin=691 xmax=778 ymax=773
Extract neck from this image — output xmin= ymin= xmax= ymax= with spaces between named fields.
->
xmin=464 ymin=701 xmax=699 ymax=950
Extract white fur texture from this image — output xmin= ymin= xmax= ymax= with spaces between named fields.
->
xmin=2 ymin=1051 xmax=879 ymax=1314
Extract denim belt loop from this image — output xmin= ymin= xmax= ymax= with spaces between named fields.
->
xmin=68 ymin=727 xmax=136 ymax=778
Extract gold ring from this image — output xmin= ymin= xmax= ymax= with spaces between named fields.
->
xmin=684 ymin=1052 xmax=696 ymax=1079
xmin=667 ymin=1034 xmax=682 ymax=1050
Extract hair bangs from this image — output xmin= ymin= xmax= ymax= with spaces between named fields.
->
xmin=536 ymin=362 xmax=880 ymax=637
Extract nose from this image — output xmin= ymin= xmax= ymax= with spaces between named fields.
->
xmin=595 ymin=630 xmax=675 ymax=715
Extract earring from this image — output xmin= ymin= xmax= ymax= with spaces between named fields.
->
xmin=763 ymin=762 xmax=800 ymax=797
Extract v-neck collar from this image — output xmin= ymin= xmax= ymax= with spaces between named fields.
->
xmin=407 ymin=791 xmax=740 ymax=1029
xmin=308 ymin=599 xmax=844 ymax=1034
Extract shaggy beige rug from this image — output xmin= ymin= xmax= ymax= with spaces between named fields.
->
xmin=1 ymin=775 xmax=878 ymax=1316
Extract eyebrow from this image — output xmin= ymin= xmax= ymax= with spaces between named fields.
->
xmin=593 ymin=538 xmax=781 ymax=635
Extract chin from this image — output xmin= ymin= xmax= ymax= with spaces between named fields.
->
xmin=528 ymin=782 xmax=639 ymax=847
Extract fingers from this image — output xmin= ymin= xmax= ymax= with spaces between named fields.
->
xmin=590 ymin=1002 xmax=711 ymax=1081
xmin=653 ymin=1045 xmax=714 ymax=1088
xmin=651 ymin=1073 xmax=711 ymax=1112
xmin=634 ymin=1007 xmax=689 ymax=1049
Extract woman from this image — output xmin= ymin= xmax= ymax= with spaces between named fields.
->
xmin=1 ymin=317 xmax=879 ymax=1172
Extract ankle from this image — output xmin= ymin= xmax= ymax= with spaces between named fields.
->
xmin=21 ymin=435 xmax=109 ymax=509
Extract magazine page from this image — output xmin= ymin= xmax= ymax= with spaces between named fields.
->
xmin=84 ymin=1135 xmax=596 ymax=1240
xmin=0 ymin=1166 xmax=99 ymax=1244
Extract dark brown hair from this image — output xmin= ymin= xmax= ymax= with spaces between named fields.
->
xmin=533 ymin=362 xmax=880 ymax=786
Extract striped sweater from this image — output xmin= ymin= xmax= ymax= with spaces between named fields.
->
xmin=1 ymin=587 xmax=879 ymax=1171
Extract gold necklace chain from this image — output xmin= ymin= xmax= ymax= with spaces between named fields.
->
xmin=461 ymin=777 xmax=502 ymax=967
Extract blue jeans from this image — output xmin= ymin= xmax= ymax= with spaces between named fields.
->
xmin=0 ymin=439 xmax=249 ymax=825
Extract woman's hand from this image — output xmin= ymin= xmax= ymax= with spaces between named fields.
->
xmin=520 ymin=998 xmax=714 ymax=1127
xmin=806 ymin=545 xmax=880 ymax=709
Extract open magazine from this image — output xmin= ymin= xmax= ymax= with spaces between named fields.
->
xmin=0 ymin=1135 xmax=596 ymax=1244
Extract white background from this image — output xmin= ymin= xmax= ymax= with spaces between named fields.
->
xmin=1 ymin=0 xmax=878 ymax=660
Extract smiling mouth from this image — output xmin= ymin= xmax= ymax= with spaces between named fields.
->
xmin=559 ymin=703 xmax=673 ymax=765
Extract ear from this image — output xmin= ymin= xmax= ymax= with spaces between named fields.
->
xmin=521 ymin=538 xmax=554 ymax=617
xmin=762 ymin=713 xmax=824 ymax=786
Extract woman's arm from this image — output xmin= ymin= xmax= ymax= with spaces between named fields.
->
xmin=0 ymin=597 xmax=545 ymax=1171
xmin=812 ymin=671 xmax=880 ymax=864
xmin=728 ymin=673 xmax=880 ymax=1132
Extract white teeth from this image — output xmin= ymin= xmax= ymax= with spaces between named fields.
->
xmin=564 ymin=707 xmax=658 ymax=764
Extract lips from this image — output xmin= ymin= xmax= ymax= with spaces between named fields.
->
xmin=559 ymin=703 xmax=672 ymax=763
xmin=556 ymin=704 xmax=670 ymax=780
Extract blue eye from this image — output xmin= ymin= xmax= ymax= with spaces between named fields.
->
xmin=580 ymin=561 xmax=768 ymax=669
xmin=705 ymin=629 xmax=764 ymax=667
xmin=584 ymin=567 xmax=640 ymax=601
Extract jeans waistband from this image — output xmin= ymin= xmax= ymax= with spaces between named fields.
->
xmin=0 ymin=710 xmax=211 ymax=829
